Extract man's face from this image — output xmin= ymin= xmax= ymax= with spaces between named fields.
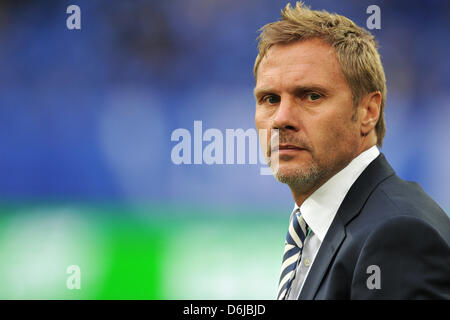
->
xmin=254 ymin=38 xmax=362 ymax=190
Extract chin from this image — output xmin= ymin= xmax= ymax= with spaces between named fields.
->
xmin=272 ymin=162 xmax=324 ymax=188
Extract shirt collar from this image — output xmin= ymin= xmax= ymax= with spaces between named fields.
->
xmin=293 ymin=146 xmax=380 ymax=242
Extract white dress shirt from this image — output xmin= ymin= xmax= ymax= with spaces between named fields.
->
xmin=285 ymin=146 xmax=380 ymax=299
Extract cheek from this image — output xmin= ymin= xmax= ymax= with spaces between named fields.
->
xmin=310 ymin=112 xmax=357 ymax=157
xmin=255 ymin=108 xmax=271 ymax=130
xmin=255 ymin=111 xmax=268 ymax=135
xmin=255 ymin=110 xmax=271 ymax=151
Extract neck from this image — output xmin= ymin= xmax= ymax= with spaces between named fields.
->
xmin=290 ymin=143 xmax=377 ymax=207
xmin=289 ymin=178 xmax=329 ymax=207
xmin=289 ymin=172 xmax=331 ymax=207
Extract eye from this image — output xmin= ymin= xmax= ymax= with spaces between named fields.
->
xmin=306 ymin=93 xmax=322 ymax=101
xmin=263 ymin=95 xmax=280 ymax=105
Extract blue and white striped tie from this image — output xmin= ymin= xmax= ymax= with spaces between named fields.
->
xmin=277 ymin=209 xmax=309 ymax=300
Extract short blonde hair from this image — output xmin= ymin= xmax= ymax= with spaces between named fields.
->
xmin=254 ymin=2 xmax=387 ymax=146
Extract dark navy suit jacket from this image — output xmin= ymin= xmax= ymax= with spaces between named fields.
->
xmin=298 ymin=153 xmax=450 ymax=299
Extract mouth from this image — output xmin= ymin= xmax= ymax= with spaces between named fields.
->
xmin=271 ymin=144 xmax=307 ymax=154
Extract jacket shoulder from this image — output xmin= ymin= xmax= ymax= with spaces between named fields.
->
xmin=356 ymin=174 xmax=450 ymax=243
xmin=350 ymin=214 xmax=450 ymax=299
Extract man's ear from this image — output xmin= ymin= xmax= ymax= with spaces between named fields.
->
xmin=359 ymin=91 xmax=381 ymax=136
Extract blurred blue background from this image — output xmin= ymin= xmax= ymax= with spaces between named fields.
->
xmin=0 ymin=0 xmax=448 ymax=299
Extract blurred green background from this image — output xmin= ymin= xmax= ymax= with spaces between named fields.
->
xmin=0 ymin=204 xmax=285 ymax=299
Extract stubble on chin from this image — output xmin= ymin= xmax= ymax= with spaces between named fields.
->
xmin=271 ymin=159 xmax=327 ymax=191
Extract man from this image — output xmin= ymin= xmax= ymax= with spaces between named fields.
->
xmin=254 ymin=2 xmax=450 ymax=299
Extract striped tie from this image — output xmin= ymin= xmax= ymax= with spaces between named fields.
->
xmin=277 ymin=209 xmax=309 ymax=300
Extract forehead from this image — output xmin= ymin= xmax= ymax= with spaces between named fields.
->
xmin=255 ymin=38 xmax=347 ymax=90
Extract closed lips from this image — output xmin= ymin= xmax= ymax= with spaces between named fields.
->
xmin=272 ymin=144 xmax=305 ymax=152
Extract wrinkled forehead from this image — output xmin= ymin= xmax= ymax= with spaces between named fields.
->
xmin=255 ymin=39 xmax=344 ymax=88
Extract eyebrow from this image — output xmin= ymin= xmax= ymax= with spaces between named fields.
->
xmin=254 ymin=84 xmax=330 ymax=99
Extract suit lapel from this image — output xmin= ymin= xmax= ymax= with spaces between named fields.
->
xmin=298 ymin=215 xmax=346 ymax=299
xmin=298 ymin=153 xmax=395 ymax=299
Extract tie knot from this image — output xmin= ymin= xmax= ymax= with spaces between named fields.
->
xmin=286 ymin=211 xmax=308 ymax=248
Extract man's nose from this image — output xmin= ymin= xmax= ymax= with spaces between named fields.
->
xmin=272 ymin=97 xmax=298 ymax=131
